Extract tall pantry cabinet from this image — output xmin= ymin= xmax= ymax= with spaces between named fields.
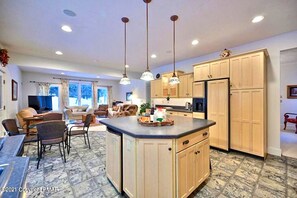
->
xmin=230 ymin=50 xmax=267 ymax=157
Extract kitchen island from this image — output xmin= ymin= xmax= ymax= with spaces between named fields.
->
xmin=100 ymin=116 xmax=215 ymax=198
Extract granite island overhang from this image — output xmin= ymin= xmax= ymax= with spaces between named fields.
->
xmin=100 ymin=116 xmax=216 ymax=198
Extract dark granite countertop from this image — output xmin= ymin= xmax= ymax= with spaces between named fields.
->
xmin=100 ymin=116 xmax=215 ymax=138
xmin=0 ymin=135 xmax=29 ymax=198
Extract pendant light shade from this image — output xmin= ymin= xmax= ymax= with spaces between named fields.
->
xmin=140 ymin=0 xmax=154 ymax=81
xmin=169 ymin=15 xmax=180 ymax=85
xmin=120 ymin=17 xmax=131 ymax=85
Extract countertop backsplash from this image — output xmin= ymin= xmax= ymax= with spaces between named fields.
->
xmin=152 ymin=98 xmax=192 ymax=107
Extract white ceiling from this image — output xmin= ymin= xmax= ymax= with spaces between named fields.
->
xmin=1 ymin=0 xmax=297 ymax=76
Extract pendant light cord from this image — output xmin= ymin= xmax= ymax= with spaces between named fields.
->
xmin=146 ymin=1 xmax=149 ymax=71
xmin=173 ymin=18 xmax=176 ymax=75
xmin=124 ymin=20 xmax=127 ymax=75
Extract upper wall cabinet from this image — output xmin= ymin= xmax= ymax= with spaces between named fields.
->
xmin=179 ymin=73 xmax=193 ymax=98
xmin=162 ymin=71 xmax=184 ymax=98
xmin=194 ymin=60 xmax=229 ymax=81
xmin=230 ymin=51 xmax=265 ymax=90
xmin=151 ymin=79 xmax=162 ymax=98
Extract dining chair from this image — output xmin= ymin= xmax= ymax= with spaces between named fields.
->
xmin=2 ymin=119 xmax=37 ymax=143
xmin=36 ymin=120 xmax=67 ymax=169
xmin=42 ymin=113 xmax=63 ymax=121
xmin=67 ymin=114 xmax=92 ymax=154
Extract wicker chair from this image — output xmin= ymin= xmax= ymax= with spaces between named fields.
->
xmin=36 ymin=120 xmax=67 ymax=169
xmin=2 ymin=119 xmax=37 ymax=143
xmin=67 ymin=114 xmax=92 ymax=154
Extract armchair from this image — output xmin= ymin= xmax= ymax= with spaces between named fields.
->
xmin=94 ymin=105 xmax=108 ymax=117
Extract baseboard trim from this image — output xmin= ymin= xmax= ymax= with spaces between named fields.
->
xmin=268 ymin=146 xmax=282 ymax=156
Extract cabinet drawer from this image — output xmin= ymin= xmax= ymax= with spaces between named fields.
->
xmin=167 ymin=111 xmax=178 ymax=116
xmin=177 ymin=112 xmax=192 ymax=117
xmin=176 ymin=128 xmax=209 ymax=153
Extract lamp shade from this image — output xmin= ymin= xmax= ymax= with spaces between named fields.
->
xmin=169 ymin=76 xmax=180 ymax=85
xmin=119 ymin=74 xmax=131 ymax=85
xmin=140 ymin=70 xmax=154 ymax=81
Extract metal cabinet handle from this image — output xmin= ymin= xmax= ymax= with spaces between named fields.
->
xmin=183 ymin=140 xmax=189 ymax=145
xmin=203 ymin=132 xmax=208 ymax=136
xmin=195 ymin=151 xmax=200 ymax=155
xmin=210 ymin=75 xmax=212 ymax=78
xmin=168 ymin=148 xmax=172 ymax=151
xmin=184 ymin=114 xmax=187 ymax=116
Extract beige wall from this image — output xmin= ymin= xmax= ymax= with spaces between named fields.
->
xmin=152 ymin=30 xmax=297 ymax=156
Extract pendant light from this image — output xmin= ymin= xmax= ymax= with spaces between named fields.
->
xmin=119 ymin=17 xmax=131 ymax=85
xmin=169 ymin=15 xmax=180 ymax=85
xmin=140 ymin=0 xmax=154 ymax=81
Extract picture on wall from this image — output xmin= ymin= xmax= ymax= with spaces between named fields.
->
xmin=12 ymin=79 xmax=18 ymax=101
xmin=287 ymin=85 xmax=297 ymax=99
xmin=126 ymin=92 xmax=133 ymax=101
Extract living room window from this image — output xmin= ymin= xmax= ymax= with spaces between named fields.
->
xmin=69 ymin=82 xmax=93 ymax=106
xmin=97 ymin=87 xmax=108 ymax=105
xmin=49 ymin=85 xmax=59 ymax=111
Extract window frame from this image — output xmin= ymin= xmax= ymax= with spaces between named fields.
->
xmin=69 ymin=81 xmax=93 ymax=106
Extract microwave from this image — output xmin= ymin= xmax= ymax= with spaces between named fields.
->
xmin=192 ymin=98 xmax=206 ymax=113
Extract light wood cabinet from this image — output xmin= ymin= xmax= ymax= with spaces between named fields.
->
xmin=207 ymin=79 xmax=229 ymax=150
xmin=193 ymin=112 xmax=205 ymax=119
xmin=230 ymin=51 xmax=265 ymax=89
xmin=162 ymin=71 xmax=184 ymax=98
xmin=123 ymin=134 xmax=136 ymax=198
xmin=179 ymin=73 xmax=193 ymax=98
xmin=136 ymin=139 xmax=174 ymax=198
xmin=176 ymin=139 xmax=210 ymax=198
xmin=193 ymin=82 xmax=205 ymax=98
xmin=167 ymin=111 xmax=192 ymax=117
xmin=230 ymin=89 xmax=265 ymax=157
xmin=150 ymin=79 xmax=162 ymax=98
xmin=194 ymin=59 xmax=229 ymax=81
xmin=106 ymin=131 xmax=122 ymax=192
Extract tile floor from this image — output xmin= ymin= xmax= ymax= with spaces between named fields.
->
xmin=281 ymin=129 xmax=297 ymax=159
xmin=24 ymin=130 xmax=297 ymax=198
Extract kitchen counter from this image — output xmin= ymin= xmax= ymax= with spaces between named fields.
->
xmin=0 ymin=135 xmax=29 ymax=198
xmin=102 ymin=116 xmax=215 ymax=197
xmin=100 ymin=116 xmax=215 ymax=138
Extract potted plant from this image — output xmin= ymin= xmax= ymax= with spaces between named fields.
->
xmin=139 ymin=102 xmax=151 ymax=116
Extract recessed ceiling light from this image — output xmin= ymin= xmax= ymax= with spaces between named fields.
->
xmin=55 ymin=51 xmax=63 ymax=55
xmin=96 ymin=76 xmax=100 ymax=78
xmin=61 ymin=72 xmax=65 ymax=75
xmin=192 ymin=39 xmax=199 ymax=45
xmin=63 ymin=9 xmax=76 ymax=17
xmin=125 ymin=65 xmax=129 ymax=68
xmin=151 ymin=54 xmax=157 ymax=58
xmin=252 ymin=15 xmax=264 ymax=23
xmin=61 ymin=25 xmax=72 ymax=32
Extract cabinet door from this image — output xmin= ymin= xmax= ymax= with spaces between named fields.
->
xmin=241 ymin=90 xmax=252 ymax=152
xmin=230 ymin=90 xmax=242 ymax=150
xmin=176 ymin=144 xmax=196 ymax=198
xmin=207 ymin=81 xmax=219 ymax=147
xmin=208 ymin=79 xmax=229 ymax=150
xmin=151 ymin=79 xmax=162 ymax=98
xmin=106 ymin=132 xmax=122 ymax=193
xmin=177 ymin=112 xmax=193 ymax=117
xmin=123 ymin=135 xmax=136 ymax=198
xmin=179 ymin=75 xmax=188 ymax=98
xmin=230 ymin=52 xmax=265 ymax=90
xmin=200 ymin=139 xmax=210 ymax=180
xmin=251 ymin=89 xmax=264 ymax=156
xmin=230 ymin=57 xmax=241 ymax=89
xmin=137 ymin=139 xmax=173 ymax=198
xmin=209 ymin=59 xmax=230 ymax=79
xmin=194 ymin=63 xmax=209 ymax=81
xmin=193 ymin=112 xmax=205 ymax=119
xmin=162 ymin=75 xmax=169 ymax=97
xmin=187 ymin=74 xmax=193 ymax=97
xmin=193 ymin=82 xmax=205 ymax=98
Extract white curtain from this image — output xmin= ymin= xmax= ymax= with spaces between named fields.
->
xmin=37 ymin=83 xmax=50 ymax=96
xmin=92 ymin=81 xmax=98 ymax=109
xmin=61 ymin=80 xmax=69 ymax=108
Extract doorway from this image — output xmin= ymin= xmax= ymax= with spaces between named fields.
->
xmin=280 ymin=47 xmax=297 ymax=158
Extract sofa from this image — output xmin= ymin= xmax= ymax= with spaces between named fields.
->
xmin=63 ymin=105 xmax=94 ymax=120
xmin=108 ymin=104 xmax=138 ymax=118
